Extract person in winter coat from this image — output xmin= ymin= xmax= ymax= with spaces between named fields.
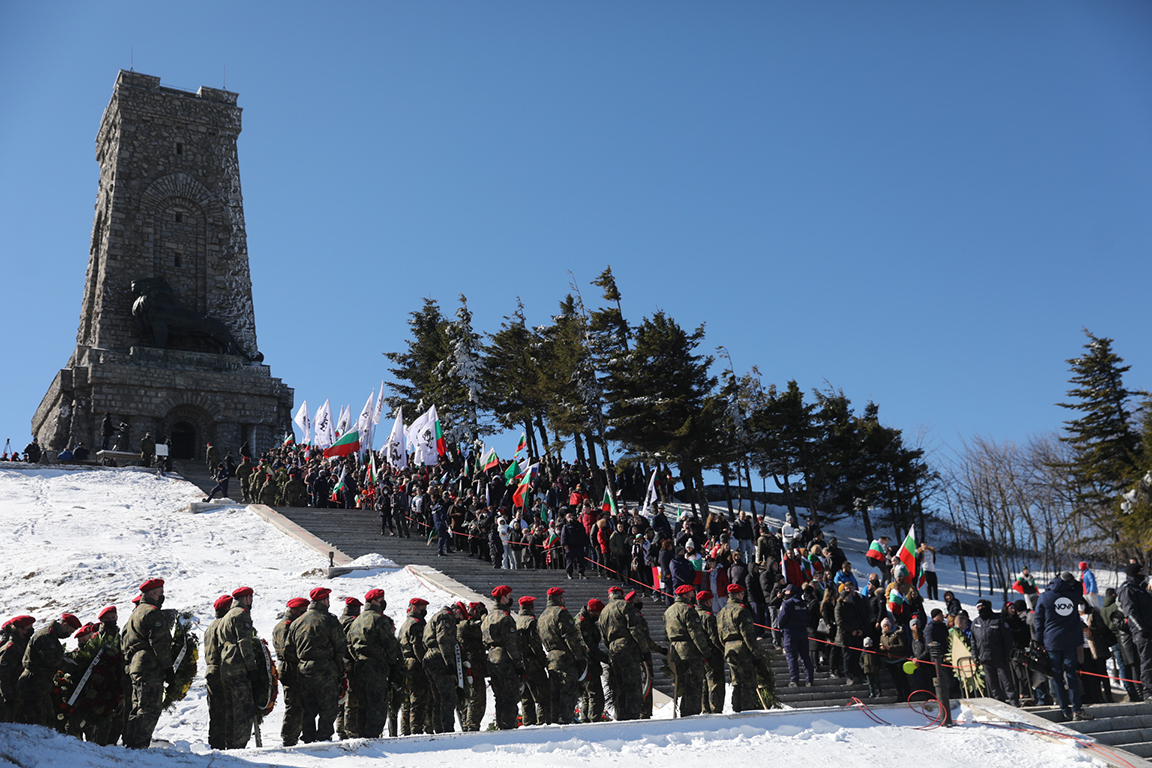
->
xmin=1101 ymin=587 xmax=1142 ymax=702
xmin=1119 ymin=562 xmax=1152 ymax=701
xmin=1036 ymin=572 xmax=1094 ymax=721
xmin=560 ymin=513 xmax=589 ymax=579
xmin=834 ymin=585 xmax=865 ymax=683
xmin=19 ymin=613 xmax=81 ymax=725
xmin=1080 ymin=562 xmax=1100 ymax=609
xmin=1078 ymin=601 xmax=1116 ymax=704
xmin=777 ymin=585 xmax=814 ymax=687
xmin=970 ymin=599 xmax=1019 ymax=706
xmin=877 ymin=618 xmax=910 ymax=700
xmin=1013 ymin=567 xmax=1040 ymax=610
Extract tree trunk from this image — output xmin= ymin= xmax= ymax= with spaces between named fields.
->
xmin=721 ymin=463 xmax=735 ymax=519
xmin=573 ymin=433 xmax=586 ymax=469
xmin=860 ymin=505 xmax=875 ymax=546
xmin=744 ymin=460 xmax=756 ymax=515
xmin=695 ymin=465 xmax=709 ymax=518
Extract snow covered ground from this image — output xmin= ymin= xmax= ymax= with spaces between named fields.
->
xmin=0 ymin=467 xmax=1112 ymax=767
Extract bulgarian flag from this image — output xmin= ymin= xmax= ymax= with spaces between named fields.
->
xmin=513 ymin=462 xmax=539 ymax=508
xmin=866 ymin=539 xmax=886 ymax=565
xmin=897 ymin=525 xmax=917 ymax=585
xmin=282 ymin=434 xmax=295 ymax=448
xmin=368 ymin=451 xmax=378 ymax=484
xmin=430 ymin=406 xmax=446 ymax=457
xmin=482 ymin=446 xmax=500 ymax=472
xmin=886 ymin=587 xmax=907 ymax=614
xmin=323 ymin=430 xmax=360 ymax=459
xmin=515 ymin=432 xmax=527 ymax=456
xmin=332 ymin=466 xmax=347 ymax=496
xmin=504 ymin=457 xmax=521 ymax=484
xmin=601 ymin=489 xmax=618 ymax=515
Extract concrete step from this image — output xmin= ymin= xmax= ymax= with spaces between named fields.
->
xmin=1073 ymin=713 xmax=1152 ymax=734
xmin=1093 ymin=727 xmax=1152 ymax=747
xmin=1117 ymin=742 xmax=1152 ymax=758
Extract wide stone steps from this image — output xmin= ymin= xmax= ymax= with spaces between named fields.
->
xmin=1030 ymin=701 xmax=1152 ymax=763
xmin=270 ymin=503 xmax=899 ymax=709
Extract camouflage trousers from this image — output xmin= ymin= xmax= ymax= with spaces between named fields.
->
xmin=123 ymin=669 xmax=164 ymax=749
xmin=426 ymin=663 xmax=458 ymax=733
xmin=725 ymin=644 xmax=758 ymax=712
xmin=487 ymin=654 xmax=520 ymax=730
xmin=206 ymin=671 xmax=230 ymax=749
xmin=401 ymin=662 xmax=433 ymax=736
xmin=580 ymin=661 xmax=605 ymax=722
xmin=347 ymin=660 xmax=391 ymax=738
xmin=670 ymin=653 xmax=704 ymax=717
xmin=703 ymin=654 xmax=726 ymax=714
xmin=607 ymin=646 xmax=642 ymax=721
xmin=521 ymin=662 xmax=551 ymax=725
xmin=297 ymin=668 xmax=341 ymax=742
xmin=280 ymin=682 xmax=309 ymax=746
xmin=548 ymin=662 xmax=580 ymax=724
xmin=457 ymin=674 xmax=486 ymax=731
xmin=221 ymin=670 xmax=255 ymax=749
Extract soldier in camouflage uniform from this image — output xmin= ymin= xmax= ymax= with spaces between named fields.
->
xmin=272 ymin=597 xmax=310 ymax=746
xmin=628 ymin=590 xmax=665 ymax=719
xmin=121 ymin=578 xmax=173 ymax=749
xmin=663 ymin=585 xmax=712 ymax=717
xmin=538 ymin=587 xmax=586 ymax=724
xmin=398 ymin=598 xmax=432 ymax=735
xmin=423 ymin=603 xmax=463 ymax=733
xmin=203 ymin=595 xmax=234 ymax=750
xmin=0 ymin=615 xmax=34 ymax=723
xmin=335 ymin=596 xmax=361 ymax=739
xmin=284 ymin=587 xmax=346 ymax=742
xmin=481 ymin=586 xmax=522 ymax=730
xmin=717 ymin=583 xmax=763 ymax=712
xmin=695 ymin=589 xmax=726 ymax=714
xmin=577 ymin=599 xmax=609 ymax=722
xmin=346 ymin=588 xmax=402 ymax=738
xmin=598 ymin=586 xmax=646 ymax=721
xmin=89 ymin=606 xmax=127 ymax=746
xmin=19 ymin=613 xmax=81 ymax=726
xmin=284 ymin=471 xmax=309 ymax=507
xmin=235 ymin=456 xmax=254 ymax=502
xmin=457 ymin=601 xmax=487 ymax=731
xmin=516 ymin=595 xmax=551 ymax=725
xmin=219 ymin=586 xmax=262 ymax=748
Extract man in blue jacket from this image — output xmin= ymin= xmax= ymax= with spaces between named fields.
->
xmin=1035 ymin=572 xmax=1093 ymax=721
xmin=778 ymin=585 xmax=814 ymax=687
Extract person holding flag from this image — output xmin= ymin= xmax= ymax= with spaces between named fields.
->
xmin=865 ymin=536 xmax=891 ymax=581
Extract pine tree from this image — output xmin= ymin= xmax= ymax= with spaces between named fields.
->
xmin=482 ymin=300 xmax=547 ymax=455
xmin=384 ymin=298 xmax=452 ymax=414
xmin=750 ymin=380 xmax=817 ymax=521
xmin=1057 ymin=330 xmax=1142 ymax=511
xmin=438 ymin=294 xmax=489 ymax=443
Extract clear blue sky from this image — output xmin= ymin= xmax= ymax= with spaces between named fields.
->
xmin=2 ymin=2 xmax=1150 ymax=471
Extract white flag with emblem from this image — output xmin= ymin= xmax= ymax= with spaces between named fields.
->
xmin=313 ymin=399 xmax=335 ymax=449
xmin=293 ymin=400 xmax=311 ymax=445
xmin=384 ymin=408 xmax=407 ymax=470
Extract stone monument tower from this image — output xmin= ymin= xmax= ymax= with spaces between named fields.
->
xmin=33 ymin=70 xmax=293 ymax=459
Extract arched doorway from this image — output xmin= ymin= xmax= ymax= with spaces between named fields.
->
xmin=171 ymin=421 xmax=197 ymax=460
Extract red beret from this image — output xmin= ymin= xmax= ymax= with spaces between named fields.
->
xmin=3 ymin=615 xmax=34 ymax=630
xmin=232 ymin=586 xmax=254 ymax=599
xmin=344 ymin=596 xmax=363 ymax=607
xmin=364 ymin=588 xmax=385 ymax=603
xmin=607 ymin=586 xmax=624 ymax=594
xmin=625 ymin=591 xmax=638 ymax=601
xmin=61 ymin=613 xmax=82 ymax=630
xmin=696 ymin=590 xmax=713 ymax=602
xmin=727 ymin=584 xmax=745 ymax=594
xmin=492 ymin=585 xmax=512 ymax=599
xmin=213 ymin=595 xmax=234 ymax=612
xmin=310 ymin=587 xmax=332 ymax=601
xmin=408 ymin=598 xmax=429 ymax=608
xmin=98 ymin=606 xmax=117 ymax=621
xmin=547 ymin=587 xmax=564 ymax=597
xmin=76 ymin=622 xmax=98 ymax=638
xmin=674 ymin=584 xmax=695 ymax=596
xmin=131 ymin=595 xmax=141 ymax=604
xmin=139 ymin=578 xmax=164 ymax=592
xmin=587 ymin=598 xmax=605 ymax=612
xmin=286 ymin=597 xmax=309 ymax=610
xmin=468 ymin=602 xmax=483 ymax=612
xmin=518 ymin=595 xmax=537 ymax=605
xmin=454 ymin=601 xmax=469 ymax=614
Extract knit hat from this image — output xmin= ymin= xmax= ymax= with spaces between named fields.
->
xmin=1060 ymin=572 xmax=1076 ymax=582
xmin=863 ymin=637 xmax=873 ymax=647
xmin=1079 ymin=561 xmax=1088 ymax=570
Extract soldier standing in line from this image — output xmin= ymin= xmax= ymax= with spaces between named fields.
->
xmin=695 ymin=589 xmax=726 ymax=714
xmin=19 ymin=613 xmax=81 ymax=726
xmin=0 ymin=615 xmax=35 ymax=723
xmin=122 ymin=578 xmax=172 ymax=749
xmin=422 ymin=602 xmax=463 ymax=733
xmin=577 ymin=598 xmax=609 ymax=722
xmin=346 ymin=588 xmax=402 ymax=738
xmin=663 ymin=585 xmax=712 ymax=716
xmin=236 ymin=456 xmax=254 ymax=502
xmin=272 ymin=597 xmax=310 ymax=746
xmin=335 ymin=596 xmax=362 ymax=739
xmin=206 ymin=442 xmax=221 ymax=473
xmin=457 ymin=602 xmax=488 ymax=731
xmin=203 ymin=595 xmax=234 ymax=750
xmin=219 ymin=586 xmax=261 ymax=748
xmin=598 ymin=586 xmax=645 ymax=721
xmin=90 ymin=605 xmax=127 ymax=746
xmin=284 ymin=587 xmax=346 ymax=743
xmin=516 ymin=595 xmax=551 ymax=725
xmin=398 ymin=597 xmax=432 ymax=735
xmin=717 ymin=583 xmax=765 ymax=712
xmin=628 ymin=590 xmax=665 ymax=719
xmin=481 ymin=586 xmax=522 ymax=730
xmin=538 ymin=587 xmax=586 ymax=724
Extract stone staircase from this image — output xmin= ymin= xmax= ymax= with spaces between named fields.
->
xmin=270 ymin=504 xmax=893 ymax=709
xmin=1032 ymin=701 xmax=1152 ymax=761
